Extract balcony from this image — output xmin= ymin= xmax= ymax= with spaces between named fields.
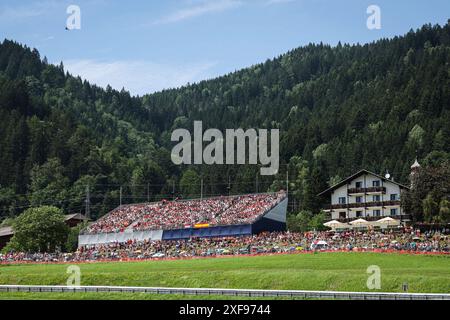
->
xmin=383 ymin=200 xmax=401 ymax=206
xmin=326 ymin=200 xmax=401 ymax=210
xmin=347 ymin=186 xmax=386 ymax=194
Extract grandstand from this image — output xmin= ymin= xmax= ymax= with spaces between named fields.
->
xmin=78 ymin=191 xmax=287 ymax=246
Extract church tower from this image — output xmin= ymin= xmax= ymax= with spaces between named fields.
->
xmin=409 ymin=158 xmax=421 ymax=188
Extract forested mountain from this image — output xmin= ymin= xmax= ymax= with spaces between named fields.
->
xmin=0 ymin=22 xmax=449 ymax=220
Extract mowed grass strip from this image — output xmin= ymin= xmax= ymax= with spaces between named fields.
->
xmin=0 ymin=252 xmax=449 ymax=293
xmin=0 ymin=292 xmax=289 ymax=300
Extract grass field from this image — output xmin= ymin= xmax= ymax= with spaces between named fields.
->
xmin=0 ymin=252 xmax=449 ymax=300
xmin=0 ymin=292 xmax=280 ymax=300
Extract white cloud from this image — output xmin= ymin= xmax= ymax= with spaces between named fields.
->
xmin=265 ymin=0 xmax=295 ymax=6
xmin=0 ymin=1 xmax=58 ymax=20
xmin=154 ymin=0 xmax=243 ymax=25
xmin=64 ymin=59 xmax=217 ymax=96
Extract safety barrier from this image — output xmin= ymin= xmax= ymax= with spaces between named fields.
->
xmin=162 ymin=224 xmax=253 ymax=240
xmin=78 ymin=229 xmax=163 ymax=246
xmin=0 ymin=285 xmax=449 ymax=300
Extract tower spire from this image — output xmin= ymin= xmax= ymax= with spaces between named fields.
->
xmin=410 ymin=158 xmax=421 ymax=188
xmin=411 ymin=158 xmax=421 ymax=170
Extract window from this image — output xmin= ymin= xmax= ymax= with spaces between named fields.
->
xmin=356 ymin=196 xmax=363 ymax=203
xmin=339 ymin=212 xmax=346 ymax=219
xmin=390 ymin=194 xmax=398 ymax=201
xmin=355 ymin=181 xmax=363 ymax=188
xmin=356 ymin=211 xmax=362 ymax=218
xmin=373 ymin=210 xmax=381 ymax=217
xmin=373 ymin=180 xmax=381 ymax=187
xmin=390 ymin=208 xmax=398 ymax=216
xmin=373 ymin=195 xmax=381 ymax=202
xmin=338 ymin=197 xmax=346 ymax=204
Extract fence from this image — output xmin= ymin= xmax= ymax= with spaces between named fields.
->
xmin=0 ymin=285 xmax=449 ymax=300
xmin=78 ymin=229 xmax=163 ymax=246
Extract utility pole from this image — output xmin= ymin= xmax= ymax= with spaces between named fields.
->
xmin=172 ymin=180 xmax=175 ymax=200
xmin=286 ymin=169 xmax=289 ymax=194
xmin=286 ymin=169 xmax=290 ymax=212
xmin=256 ymin=174 xmax=259 ymax=193
xmin=119 ymin=186 xmax=123 ymax=206
xmin=227 ymin=175 xmax=231 ymax=196
xmin=200 ymin=179 xmax=203 ymax=200
xmin=85 ymin=185 xmax=90 ymax=219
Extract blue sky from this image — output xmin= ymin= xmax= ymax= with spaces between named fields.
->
xmin=1 ymin=0 xmax=449 ymax=95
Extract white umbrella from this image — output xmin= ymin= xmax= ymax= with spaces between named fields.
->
xmin=349 ymin=218 xmax=370 ymax=228
xmin=376 ymin=217 xmax=400 ymax=227
xmin=350 ymin=219 xmax=371 ymax=228
xmin=324 ymin=220 xmax=343 ymax=228
xmin=324 ymin=220 xmax=351 ymax=231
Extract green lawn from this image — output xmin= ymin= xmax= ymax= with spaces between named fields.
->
xmin=0 ymin=252 xmax=449 ymax=300
xmin=0 ymin=292 xmax=281 ymax=300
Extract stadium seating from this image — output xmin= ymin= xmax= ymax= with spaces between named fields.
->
xmin=84 ymin=192 xmax=286 ymax=235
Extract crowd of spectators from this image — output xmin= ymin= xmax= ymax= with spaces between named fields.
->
xmin=85 ymin=204 xmax=152 ymax=234
xmin=132 ymin=197 xmax=233 ymax=231
xmin=1 ymin=228 xmax=448 ymax=264
xmin=85 ymin=192 xmax=286 ymax=234
xmin=215 ymin=193 xmax=284 ymax=225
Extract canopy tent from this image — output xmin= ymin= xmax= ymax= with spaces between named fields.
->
xmin=310 ymin=240 xmax=328 ymax=250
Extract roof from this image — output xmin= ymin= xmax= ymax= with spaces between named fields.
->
xmin=0 ymin=226 xmax=14 ymax=237
xmin=411 ymin=158 xmax=421 ymax=169
xmin=64 ymin=213 xmax=89 ymax=221
xmin=318 ymin=169 xmax=410 ymax=196
xmin=0 ymin=214 xmax=87 ymax=238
